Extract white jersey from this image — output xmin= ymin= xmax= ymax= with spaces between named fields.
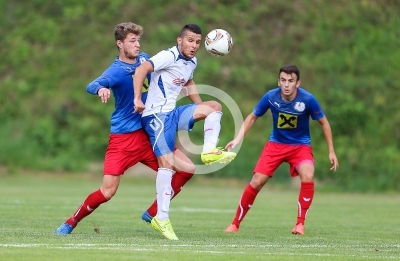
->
xmin=142 ymin=45 xmax=198 ymax=116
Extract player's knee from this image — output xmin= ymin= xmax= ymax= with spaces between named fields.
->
xmin=250 ymin=174 xmax=269 ymax=190
xmin=209 ymin=101 xmax=222 ymax=112
xmin=186 ymin=162 xmax=196 ymax=176
xmin=300 ymin=172 xmax=314 ymax=182
xmin=100 ymin=186 xmax=118 ymax=200
xmin=187 ymin=164 xmax=196 ymax=175
xmin=205 ymin=101 xmax=222 ymax=111
xmin=297 ymin=162 xmax=315 ymax=182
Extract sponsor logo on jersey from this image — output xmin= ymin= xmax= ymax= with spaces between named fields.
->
xmin=294 ymin=102 xmax=305 ymax=112
xmin=172 ymin=78 xmax=186 ymax=86
xmin=277 ymin=113 xmax=298 ymax=128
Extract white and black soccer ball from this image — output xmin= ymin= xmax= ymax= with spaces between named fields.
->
xmin=204 ymin=29 xmax=233 ymax=57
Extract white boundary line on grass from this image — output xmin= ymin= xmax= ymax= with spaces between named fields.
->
xmin=173 ymin=207 xmax=235 ymax=213
xmin=0 ymin=244 xmax=399 ymax=259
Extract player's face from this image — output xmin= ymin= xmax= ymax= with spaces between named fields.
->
xmin=117 ymin=33 xmax=140 ymax=62
xmin=177 ymin=31 xmax=202 ymax=59
xmin=278 ymin=72 xmax=301 ymax=101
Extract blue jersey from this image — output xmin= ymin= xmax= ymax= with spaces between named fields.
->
xmin=86 ymin=53 xmax=150 ymax=134
xmin=253 ymin=87 xmax=324 ymax=145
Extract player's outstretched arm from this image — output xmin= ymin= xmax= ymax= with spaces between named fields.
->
xmin=226 ymin=112 xmax=259 ymax=151
xmin=317 ymin=116 xmax=339 ymax=171
xmin=133 ymin=61 xmax=154 ymax=113
xmin=86 ymin=76 xmax=111 ymax=103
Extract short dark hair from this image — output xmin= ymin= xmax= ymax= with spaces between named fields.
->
xmin=279 ymin=64 xmax=300 ymax=80
xmin=179 ymin=24 xmax=202 ymax=38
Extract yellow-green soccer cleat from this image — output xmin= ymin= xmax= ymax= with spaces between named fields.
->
xmin=151 ymin=216 xmax=179 ymax=240
xmin=201 ymin=147 xmax=237 ymax=165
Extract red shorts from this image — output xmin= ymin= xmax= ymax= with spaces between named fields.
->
xmin=103 ymin=129 xmax=158 ymax=175
xmin=254 ymin=141 xmax=314 ymax=177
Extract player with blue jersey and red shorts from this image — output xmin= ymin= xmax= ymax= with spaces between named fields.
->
xmin=133 ymin=24 xmax=237 ymax=240
xmin=55 ymin=22 xmax=195 ymax=234
xmin=224 ymin=64 xmax=339 ymax=235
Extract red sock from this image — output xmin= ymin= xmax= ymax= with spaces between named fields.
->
xmin=146 ymin=171 xmax=194 ymax=217
xmin=66 ymin=189 xmax=108 ymax=227
xmin=232 ymin=184 xmax=259 ymax=228
xmin=296 ymin=181 xmax=314 ymax=225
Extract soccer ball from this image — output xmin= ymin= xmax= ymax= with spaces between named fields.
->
xmin=204 ymin=29 xmax=233 ymax=57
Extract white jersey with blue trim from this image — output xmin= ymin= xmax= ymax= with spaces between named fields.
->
xmin=142 ymin=45 xmax=197 ymax=116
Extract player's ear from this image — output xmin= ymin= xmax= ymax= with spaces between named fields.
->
xmin=296 ymin=80 xmax=301 ymax=87
xmin=177 ymin=37 xmax=182 ymax=45
xmin=116 ymin=40 xmax=123 ymax=49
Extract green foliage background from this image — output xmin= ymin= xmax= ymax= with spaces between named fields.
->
xmin=1 ymin=0 xmax=399 ymax=191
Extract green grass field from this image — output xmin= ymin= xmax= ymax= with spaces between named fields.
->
xmin=0 ymin=172 xmax=399 ymax=261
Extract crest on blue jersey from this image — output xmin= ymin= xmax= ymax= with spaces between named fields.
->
xmin=294 ymin=102 xmax=305 ymax=112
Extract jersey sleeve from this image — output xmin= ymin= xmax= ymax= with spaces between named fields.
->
xmin=253 ymin=92 xmax=270 ymax=117
xmin=149 ymin=50 xmax=175 ymax=72
xmin=86 ymin=68 xmax=122 ymax=94
xmin=86 ymin=76 xmax=109 ymax=94
xmin=308 ymin=95 xmax=325 ymax=120
xmin=103 ymin=67 xmax=123 ymax=87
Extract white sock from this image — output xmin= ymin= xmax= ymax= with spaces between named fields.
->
xmin=203 ymin=111 xmax=223 ymax=152
xmin=156 ymin=168 xmax=175 ymax=221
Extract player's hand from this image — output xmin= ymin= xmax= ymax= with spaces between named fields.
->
xmin=329 ymin=151 xmax=339 ymax=171
xmin=98 ymin=88 xmax=111 ymax=103
xmin=133 ymin=99 xmax=145 ymax=114
xmin=225 ymin=139 xmax=239 ymax=151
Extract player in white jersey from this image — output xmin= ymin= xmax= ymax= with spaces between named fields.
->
xmin=133 ymin=24 xmax=236 ymax=240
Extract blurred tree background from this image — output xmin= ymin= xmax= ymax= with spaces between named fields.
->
xmin=0 ymin=0 xmax=399 ymax=191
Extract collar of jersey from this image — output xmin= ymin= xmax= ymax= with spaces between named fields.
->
xmin=174 ymin=45 xmax=195 ymax=64
xmin=115 ymin=55 xmax=140 ymax=67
